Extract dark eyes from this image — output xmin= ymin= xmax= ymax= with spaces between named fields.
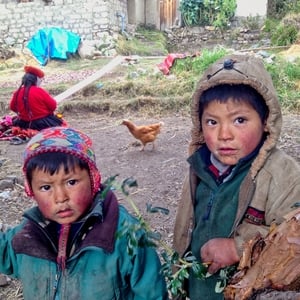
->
xmin=205 ymin=117 xmax=246 ymax=126
xmin=39 ymin=179 xmax=78 ymax=191
xmin=40 ymin=185 xmax=51 ymax=191
xmin=206 ymin=119 xmax=217 ymax=125
xmin=68 ymin=179 xmax=77 ymax=186
xmin=235 ymin=117 xmax=246 ymax=124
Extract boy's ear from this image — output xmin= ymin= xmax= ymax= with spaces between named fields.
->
xmin=24 ymin=179 xmax=34 ymax=197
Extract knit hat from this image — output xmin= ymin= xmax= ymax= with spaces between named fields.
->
xmin=24 ymin=65 xmax=45 ymax=78
xmin=23 ymin=127 xmax=101 ymax=197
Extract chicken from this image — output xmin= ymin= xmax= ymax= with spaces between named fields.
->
xmin=121 ymin=119 xmax=164 ymax=151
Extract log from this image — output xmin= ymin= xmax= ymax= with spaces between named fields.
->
xmin=224 ymin=208 xmax=300 ymax=300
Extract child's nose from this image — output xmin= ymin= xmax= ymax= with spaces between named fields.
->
xmin=218 ymin=124 xmax=233 ymax=140
xmin=54 ymin=187 xmax=68 ymax=203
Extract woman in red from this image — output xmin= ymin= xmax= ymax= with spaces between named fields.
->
xmin=10 ymin=65 xmax=64 ymax=130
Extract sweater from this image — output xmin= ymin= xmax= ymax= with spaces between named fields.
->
xmin=10 ymin=86 xmax=57 ymax=121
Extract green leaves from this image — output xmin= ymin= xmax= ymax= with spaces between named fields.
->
xmin=180 ymin=0 xmax=204 ymax=26
xmin=179 ymin=0 xmax=236 ymax=29
xmin=215 ymin=265 xmax=237 ymax=293
xmin=106 ymin=175 xmax=236 ymax=297
xmin=121 ymin=177 xmax=138 ymax=196
xmin=161 ymin=251 xmax=189 ymax=296
xmin=160 ymin=250 xmax=210 ymax=296
xmin=116 ymin=221 xmax=159 ymax=255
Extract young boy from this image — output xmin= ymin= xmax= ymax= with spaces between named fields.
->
xmin=0 ymin=126 xmax=168 ymax=299
xmin=173 ymin=54 xmax=300 ymax=299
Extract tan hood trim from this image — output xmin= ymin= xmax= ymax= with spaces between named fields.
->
xmin=189 ymin=54 xmax=282 ymax=179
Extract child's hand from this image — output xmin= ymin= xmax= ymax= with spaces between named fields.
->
xmin=200 ymin=238 xmax=239 ymax=274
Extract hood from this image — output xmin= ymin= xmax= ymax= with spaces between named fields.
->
xmin=189 ymin=53 xmax=282 ymax=179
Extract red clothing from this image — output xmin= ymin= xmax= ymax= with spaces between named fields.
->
xmin=10 ymin=86 xmax=57 ymax=121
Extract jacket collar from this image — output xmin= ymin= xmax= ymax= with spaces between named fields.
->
xmin=12 ymin=186 xmax=119 ymax=261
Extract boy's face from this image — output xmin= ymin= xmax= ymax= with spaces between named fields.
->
xmin=31 ymin=164 xmax=93 ymax=224
xmin=201 ymin=98 xmax=267 ymax=166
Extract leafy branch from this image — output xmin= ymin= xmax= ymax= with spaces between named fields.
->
xmin=103 ymin=175 xmax=234 ymax=297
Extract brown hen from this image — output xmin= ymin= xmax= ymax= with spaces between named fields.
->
xmin=121 ymin=119 xmax=164 ymax=151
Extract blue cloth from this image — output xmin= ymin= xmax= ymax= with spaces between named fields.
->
xmin=27 ymin=27 xmax=81 ymax=66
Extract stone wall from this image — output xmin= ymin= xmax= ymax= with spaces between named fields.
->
xmin=166 ymin=23 xmax=271 ymax=53
xmin=0 ymin=0 xmax=127 ymax=47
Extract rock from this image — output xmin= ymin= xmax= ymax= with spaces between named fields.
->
xmin=0 ymin=274 xmax=10 ymax=287
xmin=77 ymin=42 xmax=102 ymax=59
xmin=0 ymin=179 xmax=14 ymax=190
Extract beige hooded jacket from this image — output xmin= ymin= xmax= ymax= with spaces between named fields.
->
xmin=173 ymin=54 xmax=300 ymax=258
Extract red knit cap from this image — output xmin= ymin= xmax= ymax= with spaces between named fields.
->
xmin=23 ymin=127 xmax=101 ymax=197
xmin=24 ymin=65 xmax=45 ymax=78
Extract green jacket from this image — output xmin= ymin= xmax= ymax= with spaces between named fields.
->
xmin=173 ymin=54 xmax=300 ymax=300
xmin=0 ymin=188 xmax=168 ymax=300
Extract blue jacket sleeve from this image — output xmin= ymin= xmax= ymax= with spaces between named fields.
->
xmin=0 ymin=222 xmax=24 ymax=277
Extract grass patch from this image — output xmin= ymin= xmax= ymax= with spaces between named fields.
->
xmin=47 ymin=56 xmax=112 ymax=71
xmin=116 ymin=27 xmax=168 ymax=56
xmin=266 ymin=57 xmax=300 ymax=113
xmin=172 ymin=47 xmax=228 ymax=75
xmin=60 ymin=94 xmax=191 ymax=117
xmin=58 ymin=47 xmax=300 ymax=116
xmin=1 ymin=39 xmax=299 ymax=116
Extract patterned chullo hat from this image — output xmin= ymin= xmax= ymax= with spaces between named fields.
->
xmin=23 ymin=127 xmax=101 ymax=197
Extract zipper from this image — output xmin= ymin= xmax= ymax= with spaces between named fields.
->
xmin=53 ymin=268 xmax=62 ymax=300
xmin=202 ymin=192 xmax=214 ymax=221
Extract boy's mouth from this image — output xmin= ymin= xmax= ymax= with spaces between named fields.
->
xmin=218 ymin=148 xmax=237 ymax=155
xmin=57 ymin=208 xmax=73 ymax=218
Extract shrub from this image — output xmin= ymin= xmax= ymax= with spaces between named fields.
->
xmin=179 ymin=0 xmax=236 ymax=30
xmin=270 ymin=24 xmax=298 ymax=46
xmin=267 ymin=0 xmax=300 ymax=19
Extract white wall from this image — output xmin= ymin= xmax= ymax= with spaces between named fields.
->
xmin=235 ymin=0 xmax=267 ymax=16
xmin=145 ymin=0 xmax=160 ymax=28
xmin=135 ymin=0 xmax=146 ymax=24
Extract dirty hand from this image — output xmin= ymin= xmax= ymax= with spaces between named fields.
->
xmin=200 ymin=238 xmax=239 ymax=274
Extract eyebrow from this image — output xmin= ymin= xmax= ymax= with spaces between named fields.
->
xmin=203 ymin=108 xmax=253 ymax=118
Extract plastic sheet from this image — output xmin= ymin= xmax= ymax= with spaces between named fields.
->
xmin=27 ymin=27 xmax=81 ymax=66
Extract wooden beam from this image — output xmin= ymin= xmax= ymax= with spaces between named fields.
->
xmin=55 ymin=55 xmax=124 ymax=103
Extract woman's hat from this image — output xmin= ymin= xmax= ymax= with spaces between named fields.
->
xmin=23 ymin=127 xmax=101 ymax=196
xmin=24 ymin=65 xmax=45 ymax=78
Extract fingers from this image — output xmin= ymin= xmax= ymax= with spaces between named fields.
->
xmin=200 ymin=238 xmax=240 ymax=272
xmin=207 ymin=261 xmax=222 ymax=274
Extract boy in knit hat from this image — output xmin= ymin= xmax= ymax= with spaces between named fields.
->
xmin=173 ymin=54 xmax=300 ymax=299
xmin=0 ymin=126 xmax=168 ymax=299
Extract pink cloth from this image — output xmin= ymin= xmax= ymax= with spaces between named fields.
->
xmin=157 ymin=52 xmax=201 ymax=75
xmin=157 ymin=53 xmax=187 ymax=75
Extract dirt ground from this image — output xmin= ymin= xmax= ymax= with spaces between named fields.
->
xmin=0 ymin=110 xmax=299 ymax=298
xmin=0 ymin=57 xmax=299 ymax=298
xmin=0 ymin=111 xmax=191 ymax=233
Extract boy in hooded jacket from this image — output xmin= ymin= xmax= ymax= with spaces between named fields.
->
xmin=0 ymin=126 xmax=168 ymax=300
xmin=173 ymin=54 xmax=300 ymax=299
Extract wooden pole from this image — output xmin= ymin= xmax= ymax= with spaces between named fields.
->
xmin=55 ymin=55 xmax=124 ymax=103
